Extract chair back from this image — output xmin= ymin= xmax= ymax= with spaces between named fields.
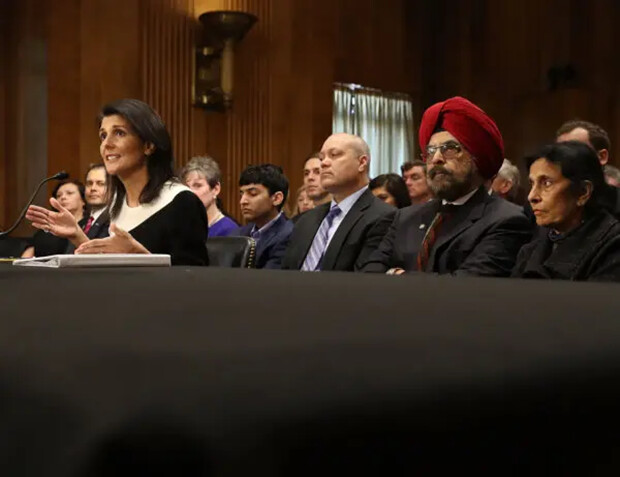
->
xmin=0 ymin=237 xmax=29 ymax=258
xmin=206 ymin=236 xmax=256 ymax=268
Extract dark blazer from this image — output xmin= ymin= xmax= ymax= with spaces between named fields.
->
xmin=282 ymin=189 xmax=396 ymax=271
xmin=512 ymin=209 xmax=620 ymax=282
xmin=65 ymin=209 xmax=110 ymax=254
xmin=360 ymin=187 xmax=533 ymax=276
xmin=235 ymin=213 xmax=293 ymax=269
xmin=85 ymin=209 xmax=111 ymax=240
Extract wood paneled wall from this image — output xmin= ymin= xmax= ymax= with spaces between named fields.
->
xmin=48 ymin=0 xmax=142 ymax=184
xmin=0 ymin=0 xmax=48 ymax=234
xmin=144 ymin=0 xmax=411 ymax=219
xmin=2 ymin=0 xmax=410 ymax=227
xmin=1 ymin=0 xmax=618 ymax=231
xmin=414 ymin=0 xmax=620 ymax=167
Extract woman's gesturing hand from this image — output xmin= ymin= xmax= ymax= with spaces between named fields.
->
xmin=75 ymin=223 xmax=150 ymax=255
xmin=26 ymin=197 xmax=81 ymax=239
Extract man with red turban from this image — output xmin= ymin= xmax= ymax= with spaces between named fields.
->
xmin=360 ymin=97 xmax=532 ymax=276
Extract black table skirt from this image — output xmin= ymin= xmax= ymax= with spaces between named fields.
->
xmin=1 ymin=265 xmax=619 ymax=475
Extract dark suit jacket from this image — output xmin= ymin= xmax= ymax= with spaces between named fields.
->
xmin=282 ymin=189 xmax=396 ymax=271
xmin=360 ymin=187 xmax=533 ymax=276
xmin=65 ymin=209 xmax=110 ymax=254
xmin=512 ymin=209 xmax=620 ymax=282
xmin=234 ymin=213 xmax=293 ymax=269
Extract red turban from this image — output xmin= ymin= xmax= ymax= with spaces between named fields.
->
xmin=418 ymin=96 xmax=504 ymax=179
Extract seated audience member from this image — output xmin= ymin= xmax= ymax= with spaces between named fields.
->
xmin=401 ymin=160 xmax=433 ymax=204
xmin=26 ymin=99 xmax=208 ymax=265
xmin=232 ymin=164 xmax=293 ymax=269
xmin=81 ymin=163 xmax=111 ymax=239
xmin=361 ymin=96 xmax=533 ymax=276
xmin=282 ymin=133 xmax=395 ymax=272
xmin=556 ymin=119 xmax=611 ymax=165
xmin=64 ymin=163 xmax=112 ymax=254
xmin=180 ymin=155 xmax=238 ymax=237
xmin=491 ymin=159 xmax=521 ymax=203
xmin=22 ymin=179 xmax=87 ymax=258
xmin=303 ymin=152 xmax=331 ymax=207
xmin=556 ymin=119 xmax=620 ymax=217
xmin=293 ymin=185 xmax=314 ymax=217
xmin=513 ymin=141 xmax=620 ymax=281
xmin=369 ymin=173 xmax=412 ymax=208
xmin=603 ymin=164 xmax=620 ymax=188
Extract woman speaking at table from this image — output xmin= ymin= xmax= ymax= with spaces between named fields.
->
xmin=26 ymin=99 xmax=209 ymax=265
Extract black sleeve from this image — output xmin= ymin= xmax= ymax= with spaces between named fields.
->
xmin=510 ymin=241 xmax=536 ymax=278
xmin=586 ymin=236 xmax=620 ymax=282
xmin=167 ymin=192 xmax=209 ymax=266
xmin=262 ymin=233 xmax=292 ymax=270
xmin=355 ymin=210 xmax=398 ymax=272
xmin=453 ymin=214 xmax=533 ymax=277
xmin=32 ymin=230 xmax=70 ymax=257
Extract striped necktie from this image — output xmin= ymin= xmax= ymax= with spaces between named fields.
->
xmin=301 ymin=205 xmax=342 ymax=271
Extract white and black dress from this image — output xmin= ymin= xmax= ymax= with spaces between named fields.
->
xmin=112 ymin=181 xmax=209 ymax=265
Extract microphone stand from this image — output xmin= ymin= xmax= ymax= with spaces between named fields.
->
xmin=0 ymin=171 xmax=69 ymax=238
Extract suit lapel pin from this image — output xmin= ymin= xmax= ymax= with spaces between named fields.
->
xmin=419 ymin=224 xmax=426 ymax=229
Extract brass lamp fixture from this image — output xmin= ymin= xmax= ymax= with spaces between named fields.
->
xmin=193 ymin=10 xmax=258 ymax=111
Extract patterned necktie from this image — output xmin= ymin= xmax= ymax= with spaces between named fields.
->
xmin=416 ymin=211 xmax=445 ymax=272
xmin=301 ymin=205 xmax=342 ymax=271
xmin=83 ymin=216 xmax=95 ymax=234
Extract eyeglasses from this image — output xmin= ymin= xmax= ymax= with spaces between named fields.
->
xmin=422 ymin=141 xmax=463 ymax=161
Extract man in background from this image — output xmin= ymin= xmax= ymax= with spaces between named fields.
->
xmin=556 ymin=119 xmax=611 ymax=166
xmin=303 ymin=152 xmax=331 ymax=207
xmin=556 ymin=119 xmax=619 ymax=216
xmin=82 ymin=163 xmax=110 ymax=239
xmin=283 ymin=133 xmax=395 ymax=272
xmin=401 ymin=160 xmax=433 ymax=204
xmin=64 ymin=163 xmax=110 ymax=254
xmin=491 ymin=159 xmax=521 ymax=203
xmin=361 ymin=97 xmax=532 ymax=276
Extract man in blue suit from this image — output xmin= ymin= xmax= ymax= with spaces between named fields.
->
xmin=232 ymin=164 xmax=293 ymax=269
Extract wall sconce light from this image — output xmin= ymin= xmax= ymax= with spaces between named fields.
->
xmin=193 ymin=10 xmax=258 ymax=111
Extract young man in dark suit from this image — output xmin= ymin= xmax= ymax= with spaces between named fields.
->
xmin=232 ymin=164 xmax=293 ymax=269
xmin=65 ymin=163 xmax=110 ymax=253
xmin=81 ymin=163 xmax=110 ymax=239
xmin=282 ymin=133 xmax=395 ymax=272
xmin=360 ymin=97 xmax=533 ymax=276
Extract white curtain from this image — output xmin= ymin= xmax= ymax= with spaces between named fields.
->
xmin=332 ymin=85 xmax=414 ymax=178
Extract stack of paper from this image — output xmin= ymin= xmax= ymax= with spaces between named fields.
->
xmin=12 ymin=254 xmax=171 ymax=268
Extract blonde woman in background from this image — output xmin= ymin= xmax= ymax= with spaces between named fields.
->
xmin=293 ymin=185 xmax=314 ymax=217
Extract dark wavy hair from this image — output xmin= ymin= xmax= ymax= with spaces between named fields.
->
xmin=369 ymin=173 xmax=412 ymax=209
xmin=99 ymin=99 xmax=175 ymax=218
xmin=525 ymin=141 xmax=615 ymax=214
xmin=52 ymin=179 xmax=87 ymax=216
xmin=239 ymin=164 xmax=289 ymax=211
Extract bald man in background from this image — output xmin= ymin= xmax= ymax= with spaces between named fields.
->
xmin=282 ymin=133 xmax=395 ymax=271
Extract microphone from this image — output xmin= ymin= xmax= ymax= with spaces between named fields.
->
xmin=51 ymin=171 xmax=69 ymax=181
xmin=0 ymin=171 xmax=69 ymax=238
